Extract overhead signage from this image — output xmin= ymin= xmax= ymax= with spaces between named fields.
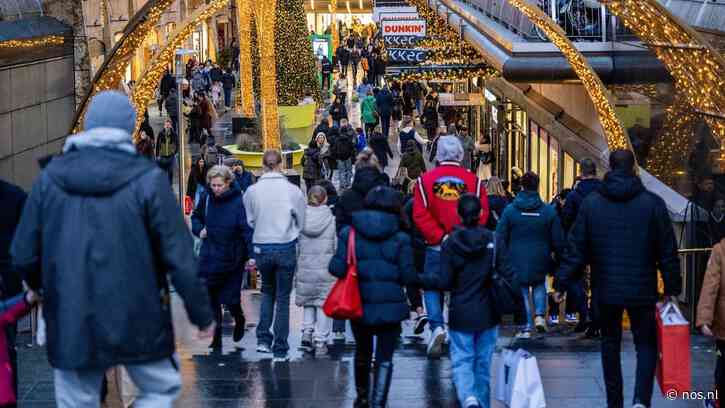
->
xmin=384 ymin=35 xmax=422 ymax=47
xmin=387 ymin=48 xmax=428 ymax=64
xmin=373 ymin=6 xmax=417 ymax=21
xmin=378 ymin=12 xmax=419 ymax=21
xmin=382 ymin=19 xmax=427 ymax=38
xmin=484 ymin=88 xmax=497 ymax=102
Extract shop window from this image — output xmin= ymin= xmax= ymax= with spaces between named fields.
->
xmin=530 ymin=121 xmax=540 ymax=175
xmin=539 ymin=128 xmax=549 ymax=200
xmin=563 ymin=152 xmax=576 ymax=191
xmin=550 ymin=137 xmax=560 ymax=202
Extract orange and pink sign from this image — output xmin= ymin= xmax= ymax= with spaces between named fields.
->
xmin=381 ymin=19 xmax=427 ymax=37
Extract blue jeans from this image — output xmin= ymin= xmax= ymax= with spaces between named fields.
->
xmin=521 ymin=283 xmax=547 ymax=330
xmin=193 ymin=184 xmax=206 ymax=207
xmin=567 ymin=279 xmax=589 ymax=322
xmin=449 ymin=327 xmax=498 ymax=408
xmin=424 ymin=247 xmax=445 ymax=331
xmin=255 ymin=241 xmax=297 ymax=356
xmin=337 ymin=159 xmax=353 ymax=190
xmin=223 ymin=87 xmax=232 ymax=108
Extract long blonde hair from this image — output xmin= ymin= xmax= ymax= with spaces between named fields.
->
xmin=487 ymin=176 xmax=506 ymax=197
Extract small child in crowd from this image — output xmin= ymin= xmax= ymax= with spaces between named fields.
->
xmin=295 ymin=186 xmax=337 ymax=354
xmin=0 ymin=291 xmax=39 ymax=407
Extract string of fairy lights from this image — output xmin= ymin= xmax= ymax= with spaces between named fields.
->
xmin=0 ymin=35 xmax=65 ymax=49
xmin=254 ymin=0 xmax=281 ymax=149
xmin=235 ymin=0 xmax=254 ymax=118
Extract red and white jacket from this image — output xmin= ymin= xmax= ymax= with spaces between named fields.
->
xmin=413 ymin=162 xmax=489 ymax=246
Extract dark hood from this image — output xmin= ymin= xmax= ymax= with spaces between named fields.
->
xmin=513 ymin=190 xmax=543 ymax=211
xmin=574 ymin=178 xmax=603 ymax=197
xmin=600 ymin=170 xmax=645 ymax=202
xmin=211 ymin=181 xmax=242 ymax=202
xmin=352 ymin=167 xmax=386 ymax=196
xmin=449 ymin=226 xmax=491 ymax=258
xmin=352 ymin=210 xmax=400 ymax=240
xmin=47 ymin=148 xmax=154 ymax=196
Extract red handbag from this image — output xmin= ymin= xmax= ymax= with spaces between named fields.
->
xmin=323 ymin=229 xmax=363 ymax=320
xmin=655 ymin=302 xmax=692 ymax=395
xmin=184 ymin=196 xmax=193 ymax=215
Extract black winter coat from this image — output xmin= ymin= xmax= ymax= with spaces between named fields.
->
xmin=430 ymin=226 xmax=513 ymax=331
xmin=302 ymin=146 xmax=323 ymax=180
xmin=0 ymin=180 xmax=26 ymax=297
xmin=222 ymin=72 xmax=235 ymax=90
xmin=485 ymin=194 xmax=509 ymax=230
xmin=557 ymin=170 xmax=682 ymax=306
xmin=335 ymin=167 xmax=388 ymax=229
xmin=187 ymin=164 xmax=210 ymax=198
xmin=369 ymin=131 xmax=393 ymax=169
xmin=160 ymin=73 xmax=176 ymax=97
xmin=329 ymin=211 xmax=418 ymax=325
xmin=561 ymin=178 xmax=602 ymax=232
xmin=329 ymin=103 xmax=348 ymax=123
xmin=376 ymin=90 xmax=394 ymax=116
xmin=11 ymin=148 xmax=212 ymax=369
xmin=330 ymin=127 xmax=356 ymax=161
xmin=192 ymin=183 xmax=252 ymax=305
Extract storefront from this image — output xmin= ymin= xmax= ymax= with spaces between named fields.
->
xmin=479 ymin=83 xmax=581 ymax=201
xmin=306 ymin=12 xmax=373 ymax=35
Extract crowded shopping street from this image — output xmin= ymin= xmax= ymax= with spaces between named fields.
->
xmin=2 ymin=0 xmax=725 ymax=407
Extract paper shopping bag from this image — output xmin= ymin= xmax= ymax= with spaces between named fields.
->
xmin=656 ymin=302 xmax=692 ymax=395
xmin=494 ymin=348 xmax=546 ymax=408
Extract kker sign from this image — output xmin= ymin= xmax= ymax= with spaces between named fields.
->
xmin=381 ymin=19 xmax=427 ymax=37
xmin=384 ymin=36 xmax=422 ymax=47
xmin=387 ymin=48 xmax=428 ymax=64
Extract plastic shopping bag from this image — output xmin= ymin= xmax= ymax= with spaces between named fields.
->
xmin=36 ymin=305 xmax=46 ymax=346
xmin=656 ymin=302 xmax=691 ymax=395
xmin=494 ymin=348 xmax=546 ymax=408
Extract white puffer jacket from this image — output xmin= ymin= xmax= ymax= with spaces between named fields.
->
xmin=295 ymin=205 xmax=337 ymax=307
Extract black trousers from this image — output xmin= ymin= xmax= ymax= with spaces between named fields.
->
xmin=351 ymin=322 xmax=400 ymax=364
xmin=599 ymin=304 xmax=657 ymax=408
xmin=715 ymin=340 xmax=725 ymax=401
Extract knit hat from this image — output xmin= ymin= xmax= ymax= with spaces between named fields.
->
xmin=435 ymin=135 xmax=464 ymax=163
xmin=84 ymin=91 xmax=137 ymax=135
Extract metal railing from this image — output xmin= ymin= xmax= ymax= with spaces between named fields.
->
xmin=459 ymin=0 xmax=635 ymax=42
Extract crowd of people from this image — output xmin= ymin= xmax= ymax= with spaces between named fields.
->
xmin=2 ymin=53 xmax=724 ymax=408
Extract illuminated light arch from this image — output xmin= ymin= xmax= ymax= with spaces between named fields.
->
xmin=253 ymin=0 xmax=280 ymax=149
xmin=70 ymin=0 xmax=176 ymax=133
xmin=234 ymin=0 xmax=254 ymax=117
xmin=131 ymin=0 xmax=231 ymax=139
xmin=600 ymin=0 xmax=725 ymax=139
xmin=434 ymin=0 xmax=631 ymax=151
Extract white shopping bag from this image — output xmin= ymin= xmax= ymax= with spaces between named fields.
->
xmin=117 ymin=366 xmax=138 ymax=408
xmin=171 ymin=291 xmax=196 ymax=347
xmin=36 ymin=305 xmax=46 ymax=346
xmin=494 ymin=348 xmax=546 ymax=408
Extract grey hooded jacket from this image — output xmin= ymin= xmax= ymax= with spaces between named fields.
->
xmin=295 ymin=205 xmax=337 ymax=307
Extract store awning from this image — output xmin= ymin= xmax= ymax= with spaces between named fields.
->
xmin=438 ymin=92 xmax=485 ymax=106
xmin=639 ymin=168 xmax=700 ymax=222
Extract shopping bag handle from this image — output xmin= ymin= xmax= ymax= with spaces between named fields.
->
xmin=660 ymin=301 xmax=684 ymax=319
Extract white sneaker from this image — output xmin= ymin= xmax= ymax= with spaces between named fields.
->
xmin=272 ymin=355 xmax=290 ymax=363
xmin=333 ymin=331 xmax=346 ymax=341
xmin=427 ymin=327 xmax=446 ymax=358
xmin=515 ymin=330 xmax=532 ymax=339
xmin=565 ymin=313 xmax=578 ymax=323
xmin=256 ymin=344 xmax=272 ymax=353
xmin=632 ymin=404 xmax=647 ymax=408
xmin=463 ymin=396 xmax=481 ymax=407
xmin=535 ymin=316 xmax=547 ymax=333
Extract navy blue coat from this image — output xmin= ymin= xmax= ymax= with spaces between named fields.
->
xmin=432 ymin=226 xmax=513 ymax=332
xmin=486 ymin=194 xmax=509 ymax=230
xmin=192 ymin=182 xmax=252 ymax=305
xmin=561 ymin=178 xmax=602 ymax=232
xmin=496 ymin=190 xmax=564 ymax=286
xmin=329 ymin=210 xmax=418 ymax=326
xmin=557 ymin=171 xmax=681 ymax=306
xmin=0 ymin=180 xmax=26 ymax=296
xmin=234 ymin=170 xmax=254 ymax=194
xmin=375 ymin=89 xmax=394 ymax=116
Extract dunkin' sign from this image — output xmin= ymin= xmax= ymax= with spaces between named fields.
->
xmin=381 ymin=19 xmax=427 ymax=37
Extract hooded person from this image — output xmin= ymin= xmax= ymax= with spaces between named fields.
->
xmin=335 ymin=165 xmax=389 ymax=230
xmin=11 ymin=91 xmax=215 ymax=406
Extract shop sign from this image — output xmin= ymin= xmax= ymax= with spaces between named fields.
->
xmin=382 ymin=19 xmax=427 ymax=37
xmin=384 ymin=36 xmax=422 ymax=47
xmin=374 ymin=6 xmax=417 ymax=21
xmin=378 ymin=12 xmax=419 ymax=21
xmin=388 ymin=48 xmax=428 ymax=64
xmin=484 ymin=88 xmax=497 ymax=103
xmin=491 ymin=105 xmax=498 ymax=122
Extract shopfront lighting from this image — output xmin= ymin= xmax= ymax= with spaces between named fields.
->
xmin=347 ymin=1 xmax=351 ymax=14
xmin=0 ymin=35 xmax=65 ymax=49
xmin=235 ymin=0 xmax=254 ymax=117
xmin=359 ymin=0 xmax=363 ymax=10
xmin=310 ymin=0 xmax=314 ymax=10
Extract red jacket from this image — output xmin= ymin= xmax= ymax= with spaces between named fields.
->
xmin=413 ymin=162 xmax=489 ymax=245
xmin=0 ymin=294 xmax=31 ymax=405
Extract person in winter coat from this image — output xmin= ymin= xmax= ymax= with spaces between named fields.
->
xmin=361 ymin=89 xmax=379 ymax=138
xmin=401 ymin=182 xmax=428 ymax=335
xmin=336 ymin=45 xmax=350 ymax=77
xmin=187 ymin=156 xmax=210 ymax=207
xmin=320 ymin=56 xmax=333 ymax=90
xmin=554 ymin=150 xmax=681 ymax=408
xmin=225 ymin=158 xmax=255 ymax=194
xmin=302 ymin=134 xmax=325 ymax=189
xmin=350 ymin=47 xmax=362 ymax=86
xmin=421 ymin=98 xmax=439 ymax=141
xmin=458 ymin=127 xmax=475 ymax=171
xmin=329 ymin=186 xmax=418 ymax=408
xmin=0 ymin=291 xmax=38 ymax=407
xmin=295 ymin=186 xmax=337 ymax=354
xmin=244 ymin=150 xmax=307 ymax=361
xmin=192 ymin=165 xmax=252 ymax=349
xmin=0 ymin=178 xmax=26 ymax=403
xmin=375 ymin=85 xmax=394 ymax=139
xmin=369 ymin=125 xmax=394 ymax=171
xmin=10 ymin=91 xmax=214 ymax=406
xmin=413 ymin=136 xmax=489 ymax=358
xmin=332 ymin=119 xmax=357 ymax=190
xmin=329 ymin=97 xmax=348 ymax=128
xmin=357 ymin=78 xmax=373 ymax=101
xmin=400 ymin=139 xmax=426 ymax=180
xmin=165 ymin=88 xmax=180 ymax=131
xmin=430 ymin=194 xmax=512 ymax=408
xmin=335 ymin=164 xmax=388 ymax=230
xmin=159 ymin=69 xmax=176 ymax=115
xmin=485 ymin=176 xmax=509 ymax=231
xmin=155 ymin=119 xmax=178 ymax=185
xmin=496 ymin=172 xmax=564 ymax=338
xmin=221 ymin=68 xmax=236 ymax=110
xmin=136 ymin=129 xmax=155 ymax=159
xmin=398 ymin=117 xmax=428 ymax=154
xmin=697 ymin=238 xmax=725 ymax=406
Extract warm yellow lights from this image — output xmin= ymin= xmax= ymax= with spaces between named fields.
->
xmin=0 ymin=35 xmax=65 ymax=49
xmin=235 ymin=0 xmax=254 ymax=117
xmin=131 ymin=0 xmax=231 ymax=140
xmin=255 ymin=0 xmax=281 ymax=150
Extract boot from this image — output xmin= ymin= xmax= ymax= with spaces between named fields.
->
xmin=229 ymin=304 xmax=246 ymax=342
xmin=371 ymin=361 xmax=393 ymax=408
xmin=209 ymin=306 xmax=223 ymax=349
xmin=354 ymin=356 xmax=372 ymax=408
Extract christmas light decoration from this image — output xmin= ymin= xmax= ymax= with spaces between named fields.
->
xmin=131 ymin=0 xmax=231 ymax=139
xmin=600 ymin=0 xmax=725 ymax=142
xmin=255 ymin=0 xmax=281 ymax=150
xmin=235 ymin=0 xmax=255 ymax=117
xmin=0 ymin=35 xmax=65 ymax=49
xmin=389 ymin=66 xmax=498 ymax=82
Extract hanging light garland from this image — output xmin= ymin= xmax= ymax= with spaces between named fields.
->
xmin=0 ymin=35 xmax=65 ymax=49
xmin=389 ymin=66 xmax=498 ymax=82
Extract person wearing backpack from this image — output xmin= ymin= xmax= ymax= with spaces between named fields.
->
xmin=331 ymin=119 xmax=357 ymax=190
xmin=425 ymin=194 xmax=512 ymax=408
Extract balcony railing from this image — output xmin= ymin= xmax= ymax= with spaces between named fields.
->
xmin=458 ymin=0 xmax=636 ymax=42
